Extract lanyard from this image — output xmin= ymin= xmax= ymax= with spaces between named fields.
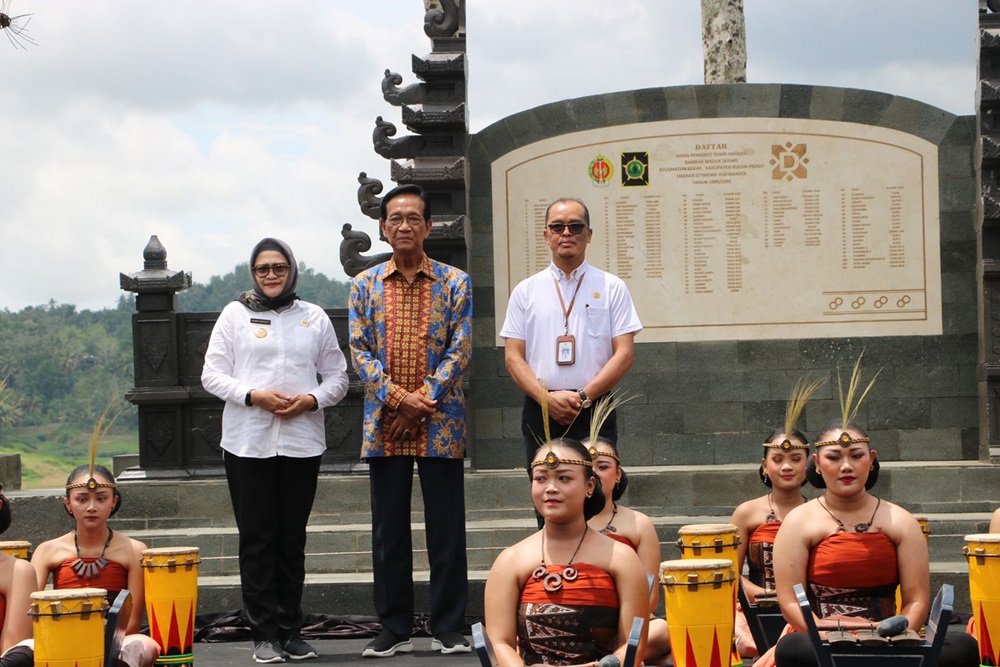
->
xmin=551 ymin=272 xmax=586 ymax=335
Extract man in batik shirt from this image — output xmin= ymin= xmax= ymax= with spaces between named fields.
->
xmin=348 ymin=184 xmax=473 ymax=659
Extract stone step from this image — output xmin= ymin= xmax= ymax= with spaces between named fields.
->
xmin=194 ymin=564 xmax=977 ymax=619
xmin=123 ymin=512 xmax=995 ymax=578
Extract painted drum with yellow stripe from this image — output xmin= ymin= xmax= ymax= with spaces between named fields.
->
xmin=676 ymin=523 xmax=741 ymax=560
xmin=30 ymin=587 xmax=108 ymax=667
xmin=141 ymin=547 xmax=200 ymax=667
xmin=0 ymin=540 xmax=31 ymax=559
xmin=964 ymin=533 xmax=1000 ymax=667
xmin=661 ymin=558 xmax=737 ymax=667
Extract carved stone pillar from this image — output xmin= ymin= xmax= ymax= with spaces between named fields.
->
xmin=980 ymin=4 xmax=1000 ymax=463
xmin=702 ymin=0 xmax=747 ymax=84
xmin=119 ymin=236 xmax=193 ymax=470
xmin=341 ymin=0 xmax=469 ymax=275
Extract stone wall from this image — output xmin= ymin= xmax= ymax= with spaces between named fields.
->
xmin=466 ymin=83 xmax=978 ymax=470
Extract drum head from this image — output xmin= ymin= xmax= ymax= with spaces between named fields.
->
xmin=31 ymin=588 xmax=107 ymax=601
xmin=141 ymin=546 xmax=199 ymax=556
xmin=678 ymin=523 xmax=738 ymax=536
xmin=965 ymin=533 xmax=1000 ymax=543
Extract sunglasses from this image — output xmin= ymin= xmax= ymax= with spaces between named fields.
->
xmin=547 ymin=223 xmax=588 ymax=235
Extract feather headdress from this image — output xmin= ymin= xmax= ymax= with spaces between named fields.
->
xmin=530 ymin=385 xmax=592 ymax=470
xmin=586 ymin=390 xmax=636 ymax=462
xmin=65 ymin=401 xmax=124 ymax=491
xmin=764 ymin=375 xmax=826 ymax=451
xmin=814 ymin=352 xmax=880 ymax=448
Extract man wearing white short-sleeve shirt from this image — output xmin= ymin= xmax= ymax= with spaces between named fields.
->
xmin=500 ymin=197 xmax=642 ymax=472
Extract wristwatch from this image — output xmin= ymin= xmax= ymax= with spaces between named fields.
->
xmin=577 ymin=389 xmax=592 ymax=409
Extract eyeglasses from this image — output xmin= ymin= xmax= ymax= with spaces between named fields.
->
xmin=547 ymin=222 xmax=588 ymax=235
xmin=253 ymin=263 xmax=291 ymax=277
xmin=385 ymin=215 xmax=426 ymax=228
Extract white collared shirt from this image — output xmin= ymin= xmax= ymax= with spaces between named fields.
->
xmin=201 ymin=299 xmax=349 ymax=458
xmin=499 ymin=260 xmax=642 ymax=389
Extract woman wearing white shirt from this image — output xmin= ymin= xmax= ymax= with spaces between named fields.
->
xmin=202 ymin=237 xmax=349 ymax=664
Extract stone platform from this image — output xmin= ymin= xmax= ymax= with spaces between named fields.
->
xmin=7 ymin=461 xmax=998 ymax=620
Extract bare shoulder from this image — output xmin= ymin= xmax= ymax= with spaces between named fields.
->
xmin=731 ymin=495 xmax=768 ymax=527
xmin=32 ymin=533 xmax=73 ymax=565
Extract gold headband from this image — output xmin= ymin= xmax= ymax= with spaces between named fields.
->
xmin=762 ymin=438 xmax=809 ymax=451
xmin=588 ymin=445 xmax=621 ymax=463
xmin=531 ymin=451 xmax=593 ymax=470
xmin=65 ymin=477 xmax=117 ymax=491
xmin=814 ymin=431 xmax=871 ymax=449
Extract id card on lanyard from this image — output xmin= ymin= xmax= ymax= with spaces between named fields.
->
xmin=552 ymin=272 xmax=585 ymax=366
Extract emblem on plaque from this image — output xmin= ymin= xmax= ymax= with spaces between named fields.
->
xmin=621 ymin=151 xmax=649 ymax=187
xmin=588 ymin=154 xmax=613 ymax=187
xmin=770 ymin=142 xmax=809 ymax=181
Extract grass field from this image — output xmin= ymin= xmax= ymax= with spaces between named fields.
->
xmin=0 ymin=424 xmax=138 ymax=489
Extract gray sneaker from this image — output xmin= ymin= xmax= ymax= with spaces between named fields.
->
xmin=283 ymin=637 xmax=318 ymax=661
xmin=253 ymin=641 xmax=288 ymax=664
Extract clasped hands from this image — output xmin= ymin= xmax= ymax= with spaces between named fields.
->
xmin=251 ymin=389 xmax=316 ymax=419
xmin=386 ymin=391 xmax=438 ymax=441
xmin=546 ymin=389 xmax=584 ymax=425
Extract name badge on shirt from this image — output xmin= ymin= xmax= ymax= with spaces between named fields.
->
xmin=556 ymin=334 xmax=576 ymax=366
xmin=250 ymin=318 xmax=271 ymax=325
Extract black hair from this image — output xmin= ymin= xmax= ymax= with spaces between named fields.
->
xmin=379 ymin=184 xmax=431 ymax=221
xmin=0 ymin=493 xmax=10 ymax=535
xmin=533 ymin=438 xmax=606 ymax=521
xmin=544 ymin=198 xmax=591 ymax=227
xmin=65 ymin=464 xmax=123 ymax=517
xmin=807 ymin=420 xmax=879 ymax=490
xmin=587 ymin=436 xmax=629 ymax=501
xmin=759 ymin=427 xmax=810 ymax=488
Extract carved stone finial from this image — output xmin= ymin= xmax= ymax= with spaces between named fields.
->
xmin=373 ymin=116 xmax=427 ymax=159
xmin=143 ymin=235 xmax=168 ymax=270
xmin=340 ymin=224 xmax=393 ymax=277
xmin=357 ymin=172 xmax=384 ymax=220
xmin=424 ymin=0 xmax=460 ymax=39
xmin=382 ymin=69 xmax=425 ymax=106
xmin=120 ymin=235 xmax=192 ymax=293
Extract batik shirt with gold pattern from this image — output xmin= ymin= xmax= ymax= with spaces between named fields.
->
xmin=349 ymin=255 xmax=472 ymax=459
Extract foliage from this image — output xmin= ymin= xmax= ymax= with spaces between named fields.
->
xmin=0 ymin=263 xmax=350 ymax=488
xmin=178 ymin=263 xmax=350 ymax=312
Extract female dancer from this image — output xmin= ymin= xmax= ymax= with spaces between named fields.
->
xmin=761 ymin=359 xmax=978 ymax=667
xmin=31 ymin=464 xmax=161 ymax=667
xmin=0 ymin=487 xmax=35 ymax=667
xmin=484 ymin=437 xmax=649 ymax=666
xmin=584 ymin=394 xmax=670 ymax=666
xmin=728 ymin=378 xmax=821 ymax=658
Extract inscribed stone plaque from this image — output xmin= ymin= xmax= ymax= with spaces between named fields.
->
xmin=492 ymin=117 xmax=941 ymax=343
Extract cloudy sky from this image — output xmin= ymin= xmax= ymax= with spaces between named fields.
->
xmin=0 ymin=0 xmax=976 ymax=312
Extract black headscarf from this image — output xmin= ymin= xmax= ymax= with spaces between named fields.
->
xmin=238 ymin=238 xmax=299 ymax=312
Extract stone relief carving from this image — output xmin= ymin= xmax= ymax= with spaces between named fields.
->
xmin=357 ymin=172 xmax=384 ymax=221
xmin=373 ymin=116 xmax=426 ymax=159
xmin=382 ymin=69 xmax=425 ymax=106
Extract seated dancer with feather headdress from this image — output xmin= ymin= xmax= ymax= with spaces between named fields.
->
xmin=583 ymin=392 xmax=671 ymax=666
xmin=31 ymin=415 xmax=160 ymax=667
xmin=484 ymin=392 xmax=649 ymax=667
xmin=728 ymin=376 xmax=823 ymax=659
xmin=0 ymin=485 xmax=36 ymax=667
xmin=753 ymin=356 xmax=979 ymax=667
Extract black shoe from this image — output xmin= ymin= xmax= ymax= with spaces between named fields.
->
xmin=283 ymin=637 xmax=318 ymax=661
xmin=253 ymin=640 xmax=288 ymax=664
xmin=431 ymin=632 xmax=471 ymax=654
xmin=362 ymin=629 xmax=413 ymax=658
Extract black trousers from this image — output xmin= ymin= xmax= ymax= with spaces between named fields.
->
xmin=773 ymin=625 xmax=980 ymax=667
xmin=369 ymin=456 xmax=468 ymax=638
xmin=224 ymin=452 xmax=322 ymax=643
xmin=520 ymin=394 xmax=618 ymax=471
